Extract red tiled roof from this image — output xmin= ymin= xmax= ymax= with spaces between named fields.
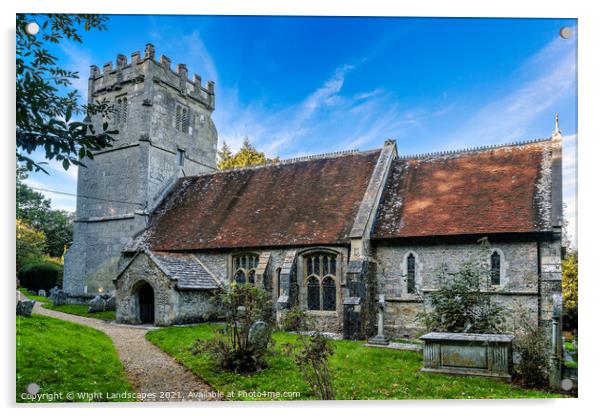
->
xmin=142 ymin=151 xmax=380 ymax=251
xmin=372 ymin=140 xmax=554 ymax=239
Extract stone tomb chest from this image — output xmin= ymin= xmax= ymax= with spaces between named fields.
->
xmin=420 ymin=332 xmax=513 ymax=379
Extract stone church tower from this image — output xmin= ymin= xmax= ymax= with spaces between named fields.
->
xmin=63 ymin=43 xmax=218 ymax=300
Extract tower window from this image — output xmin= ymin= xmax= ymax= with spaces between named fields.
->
xmin=491 ymin=251 xmax=501 ymax=286
xmin=407 ymin=253 xmax=416 ymax=294
xmin=176 ymin=149 xmax=185 ymax=167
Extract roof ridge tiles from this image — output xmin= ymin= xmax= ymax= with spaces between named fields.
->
xmin=398 ymin=137 xmax=551 ymax=160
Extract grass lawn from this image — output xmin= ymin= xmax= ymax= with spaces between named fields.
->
xmin=16 ymin=314 xmax=134 ymax=402
xmin=42 ymin=304 xmax=116 ymax=322
xmin=146 ymin=323 xmax=562 ymax=401
xmin=18 ymin=288 xmax=116 ymax=321
xmin=18 ymin=288 xmax=50 ymax=304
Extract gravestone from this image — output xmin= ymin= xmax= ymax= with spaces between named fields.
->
xmin=105 ymin=295 xmax=116 ymax=311
xmin=51 ymin=289 xmax=67 ymax=306
xmin=248 ymin=320 xmax=271 ymax=350
xmin=368 ymin=294 xmax=390 ymax=345
xmin=38 ymin=289 xmax=46 ymax=297
xmin=88 ymin=295 xmax=106 ymax=313
xmin=17 ymin=300 xmax=35 ymax=317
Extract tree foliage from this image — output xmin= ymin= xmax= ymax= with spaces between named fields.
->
xmin=16 ymin=166 xmax=73 ymax=257
xmin=562 ymin=253 xmax=578 ymax=330
xmin=16 ymin=13 xmax=117 ymax=173
xmin=418 ymin=240 xmax=506 ymax=334
xmin=217 ymin=138 xmax=278 ymax=170
xmin=16 ymin=219 xmax=46 ymax=271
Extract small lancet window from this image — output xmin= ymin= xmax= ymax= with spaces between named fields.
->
xmin=176 ymin=149 xmax=185 ymax=167
xmin=407 ymin=253 xmax=416 ymax=294
xmin=307 ymin=276 xmax=320 ymax=310
xmin=491 ymin=251 xmax=501 ymax=286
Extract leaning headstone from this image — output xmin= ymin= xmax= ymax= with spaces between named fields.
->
xmin=17 ymin=300 xmax=35 ymax=317
xmin=38 ymin=289 xmax=46 ymax=297
xmin=105 ymin=295 xmax=116 ymax=311
xmin=52 ymin=289 xmax=67 ymax=306
xmin=248 ymin=320 xmax=271 ymax=350
xmin=28 ymin=289 xmax=37 ymax=296
xmin=88 ymin=295 xmax=106 ymax=313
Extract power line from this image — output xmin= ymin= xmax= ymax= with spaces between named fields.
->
xmin=27 ymin=186 xmax=144 ymax=207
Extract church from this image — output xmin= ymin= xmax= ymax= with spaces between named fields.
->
xmin=63 ymin=44 xmax=563 ymax=342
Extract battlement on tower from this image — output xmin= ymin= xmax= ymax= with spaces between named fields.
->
xmin=88 ymin=43 xmax=215 ymax=111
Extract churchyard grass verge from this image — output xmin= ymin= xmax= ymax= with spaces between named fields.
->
xmin=146 ymin=323 xmax=562 ymax=400
xmin=16 ymin=315 xmax=134 ymax=402
xmin=18 ymin=287 xmax=49 ymax=304
xmin=42 ymin=303 xmax=117 ymax=321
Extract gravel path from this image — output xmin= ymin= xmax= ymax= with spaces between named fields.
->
xmin=18 ymin=292 xmax=220 ymax=402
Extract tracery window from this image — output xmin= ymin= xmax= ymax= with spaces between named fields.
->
xmin=232 ymin=253 xmax=259 ymax=285
xmin=305 ymin=253 xmax=337 ymax=311
xmin=491 ymin=251 xmax=501 ymax=286
xmin=407 ymin=253 xmax=416 ymax=294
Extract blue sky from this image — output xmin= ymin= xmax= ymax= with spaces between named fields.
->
xmin=23 ymin=15 xmax=578 ymax=245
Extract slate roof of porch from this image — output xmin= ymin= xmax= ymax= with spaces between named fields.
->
xmin=150 ymin=251 xmax=221 ymax=290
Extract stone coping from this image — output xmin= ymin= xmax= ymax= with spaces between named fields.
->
xmin=419 ymin=332 xmax=514 ymax=343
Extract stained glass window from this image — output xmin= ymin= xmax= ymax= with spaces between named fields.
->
xmin=491 ymin=251 xmax=501 ymax=286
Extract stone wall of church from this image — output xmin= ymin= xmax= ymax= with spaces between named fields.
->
xmin=374 ymin=241 xmax=540 ymax=339
xmin=195 ymin=246 xmax=349 ymax=332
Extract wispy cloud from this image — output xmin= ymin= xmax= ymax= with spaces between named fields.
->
xmin=214 ymin=62 xmax=445 ymax=158
xmin=443 ymin=34 xmax=577 ymax=149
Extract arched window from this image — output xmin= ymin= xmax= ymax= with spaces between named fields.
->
xmin=491 ymin=251 xmax=501 ymax=286
xmin=407 ymin=253 xmax=416 ymax=294
xmin=304 ymin=252 xmax=337 ymax=311
xmin=275 ymin=268 xmax=281 ymax=296
xmin=232 ymin=253 xmax=259 ymax=285
xmin=307 ymin=276 xmax=320 ymax=310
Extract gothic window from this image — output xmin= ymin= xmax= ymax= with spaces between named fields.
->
xmin=304 ymin=252 xmax=337 ymax=311
xmin=276 ymin=268 xmax=281 ymax=296
xmin=232 ymin=253 xmax=259 ymax=285
xmin=407 ymin=253 xmax=416 ymax=294
xmin=307 ymin=276 xmax=320 ymax=310
xmin=175 ymin=104 xmax=190 ymax=133
xmin=491 ymin=251 xmax=501 ymax=286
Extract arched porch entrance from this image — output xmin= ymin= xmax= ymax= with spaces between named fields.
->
xmin=137 ymin=282 xmax=155 ymax=324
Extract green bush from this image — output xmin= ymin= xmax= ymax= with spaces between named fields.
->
xmin=281 ymin=306 xmax=311 ymax=331
xmin=18 ymin=260 xmax=63 ymax=292
xmin=191 ymin=283 xmax=274 ymax=373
